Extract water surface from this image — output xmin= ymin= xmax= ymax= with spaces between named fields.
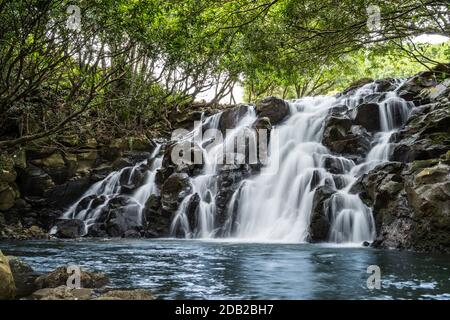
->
xmin=2 ymin=239 xmax=450 ymax=300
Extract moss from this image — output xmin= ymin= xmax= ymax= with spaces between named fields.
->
xmin=429 ymin=132 xmax=450 ymax=144
xmin=0 ymin=153 xmax=14 ymax=172
xmin=410 ymin=159 xmax=439 ymax=171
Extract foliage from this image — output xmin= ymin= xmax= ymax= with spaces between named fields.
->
xmin=0 ymin=0 xmax=448 ymax=148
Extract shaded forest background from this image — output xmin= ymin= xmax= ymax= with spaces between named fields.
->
xmin=0 ymin=0 xmax=449 ymax=151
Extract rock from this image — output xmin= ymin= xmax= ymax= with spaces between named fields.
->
xmin=53 ymin=219 xmax=86 ymax=238
xmin=31 ymin=286 xmax=94 ymax=300
xmin=340 ymin=78 xmax=373 ymax=96
xmin=76 ymin=151 xmax=99 ymax=174
xmin=219 ymin=104 xmax=250 ymax=133
xmin=105 ymin=203 xmax=143 ymax=238
xmin=256 ymin=97 xmax=290 ymax=125
xmin=160 ymin=173 xmax=192 ymax=212
xmin=34 ymin=266 xmax=109 ymax=289
xmin=0 ymin=169 xmax=17 ymax=183
xmin=321 ymin=155 xmax=354 ymax=174
xmin=44 ymin=176 xmax=91 ymax=207
xmin=0 ymin=251 xmax=16 ymax=299
xmin=252 ymin=117 xmax=272 ymax=131
xmin=86 ymin=223 xmax=108 ymax=237
xmin=309 ymin=186 xmax=335 ymax=242
xmin=96 ymin=289 xmax=155 ymax=300
xmin=391 ymin=102 xmax=449 ymax=163
xmin=7 ymin=256 xmax=39 ymax=298
xmin=352 ymin=103 xmax=380 ymax=132
xmin=17 ymin=164 xmax=54 ymax=197
xmin=129 ymin=137 xmax=152 ymax=152
xmin=322 ymin=114 xmax=372 ymax=157
xmin=398 ymin=71 xmax=437 ymax=101
xmin=122 ymin=229 xmax=142 ymax=238
xmin=0 ymin=186 xmax=16 ymax=211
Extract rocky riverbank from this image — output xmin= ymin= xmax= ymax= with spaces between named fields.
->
xmin=1 ymin=65 xmax=449 ymax=253
xmin=0 ymin=250 xmax=154 ymax=300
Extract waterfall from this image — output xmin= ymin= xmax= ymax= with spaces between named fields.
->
xmin=57 ymin=79 xmax=412 ymax=244
xmin=170 ymin=108 xmax=258 ymax=238
xmin=58 ymin=145 xmax=163 ymax=235
xmin=226 ymin=83 xmax=412 ymax=243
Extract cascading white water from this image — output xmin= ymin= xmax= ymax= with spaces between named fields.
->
xmin=58 ymin=79 xmax=412 ymax=244
xmin=226 ymin=82 xmax=412 ymax=244
xmin=170 ymin=108 xmax=258 ymax=238
xmin=58 ymin=144 xmax=163 ymax=234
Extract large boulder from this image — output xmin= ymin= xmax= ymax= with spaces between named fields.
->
xmin=0 ymin=251 xmax=16 ymax=299
xmin=34 ymin=266 xmax=109 ymax=289
xmin=160 ymin=173 xmax=192 ymax=212
xmin=255 ymin=97 xmax=290 ymax=125
xmin=352 ymin=103 xmax=380 ymax=132
xmin=322 ymin=113 xmax=372 ymax=157
xmin=308 ymin=185 xmax=335 ymax=242
xmin=105 ymin=202 xmax=143 ymax=237
xmin=7 ymin=256 xmax=39 ymax=298
xmin=53 ymin=219 xmax=86 ymax=238
xmin=219 ymin=104 xmax=250 ymax=133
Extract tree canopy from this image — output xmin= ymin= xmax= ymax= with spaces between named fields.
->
xmin=0 ymin=0 xmax=449 ymax=148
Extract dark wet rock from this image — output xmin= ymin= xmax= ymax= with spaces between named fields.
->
xmin=374 ymin=79 xmax=397 ymax=92
xmin=219 ymin=104 xmax=250 ymax=133
xmin=43 ymin=176 xmax=91 ymax=207
xmin=255 ymin=96 xmax=290 ymax=125
xmin=86 ymin=223 xmax=108 ymax=237
xmin=122 ymin=229 xmax=141 ymax=238
xmin=143 ymin=194 xmax=170 ymax=237
xmin=328 ymin=105 xmax=348 ymax=115
xmin=160 ymin=173 xmax=192 ymax=212
xmin=352 ymin=103 xmax=380 ymax=132
xmin=17 ymin=164 xmax=54 ymax=197
xmin=186 ymin=193 xmax=201 ymax=234
xmin=354 ymin=159 xmax=450 ymax=253
xmin=53 ymin=219 xmax=85 ymax=238
xmin=309 ymin=185 xmax=335 ymax=242
xmin=252 ymin=117 xmax=272 ymax=132
xmin=322 ymin=114 xmax=372 ymax=157
xmin=105 ymin=202 xmax=143 ymax=237
xmin=321 ymin=155 xmax=354 ymax=174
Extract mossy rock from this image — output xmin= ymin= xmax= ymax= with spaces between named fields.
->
xmin=415 ymin=164 xmax=449 ymax=185
xmin=0 ymin=169 xmax=17 ymax=184
xmin=0 ymin=153 xmax=14 ymax=172
xmin=0 ymin=186 xmax=16 ymax=211
xmin=410 ymin=159 xmax=440 ymax=172
xmin=0 ymin=251 xmax=16 ymax=299
xmin=32 ymin=153 xmax=66 ymax=168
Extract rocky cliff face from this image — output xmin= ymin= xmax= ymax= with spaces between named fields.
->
xmin=350 ymin=74 xmax=450 ymax=253
xmin=1 ymin=65 xmax=449 ymax=253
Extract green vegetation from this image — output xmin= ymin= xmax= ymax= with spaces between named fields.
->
xmin=0 ymin=0 xmax=448 ymax=149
